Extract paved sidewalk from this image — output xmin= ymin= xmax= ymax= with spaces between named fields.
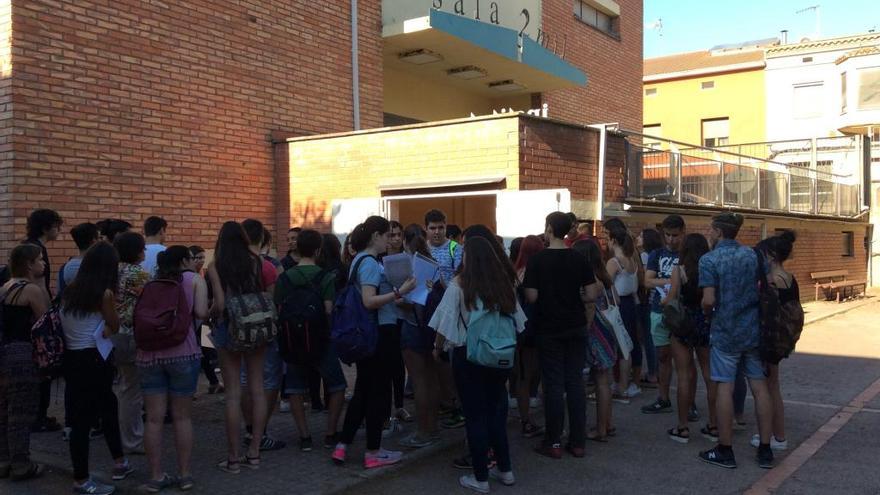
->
xmin=8 ymin=296 xmax=878 ymax=494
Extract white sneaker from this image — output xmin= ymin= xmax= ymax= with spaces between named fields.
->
xmin=529 ymin=397 xmax=541 ymax=409
xmin=279 ymin=400 xmax=291 ymax=413
xmin=459 ymin=474 xmax=490 ymax=493
xmin=625 ymin=383 xmax=642 ymax=397
xmin=382 ymin=418 xmax=402 ymax=439
xmin=750 ymin=434 xmax=788 ymax=450
xmin=489 ymin=467 xmax=515 ymax=486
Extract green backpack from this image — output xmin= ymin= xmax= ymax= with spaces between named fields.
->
xmin=459 ymin=298 xmax=517 ymax=369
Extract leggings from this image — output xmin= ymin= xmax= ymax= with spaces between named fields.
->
xmin=618 ymin=295 xmax=642 ymax=368
xmin=391 ymin=323 xmax=405 ymax=410
xmin=339 ymin=325 xmax=395 ymax=450
xmin=64 ymin=349 xmax=124 ymax=480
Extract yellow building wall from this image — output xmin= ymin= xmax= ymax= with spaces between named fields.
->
xmin=284 ymin=115 xmax=522 ymax=227
xmin=643 ymin=69 xmax=766 ymax=147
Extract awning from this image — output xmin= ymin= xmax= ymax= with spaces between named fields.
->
xmin=383 ymin=10 xmax=587 ymax=97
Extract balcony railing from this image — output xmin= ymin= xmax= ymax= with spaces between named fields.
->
xmin=625 ymin=134 xmax=867 ymax=218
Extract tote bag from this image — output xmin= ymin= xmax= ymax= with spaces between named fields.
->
xmin=598 ymin=288 xmax=633 ymax=358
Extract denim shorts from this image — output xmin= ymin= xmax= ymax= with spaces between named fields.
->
xmin=710 ymin=347 xmax=766 ymax=383
xmin=400 ymin=320 xmax=435 ymax=354
xmin=282 ymin=346 xmax=347 ymax=396
xmin=139 ymin=359 xmax=201 ymax=397
xmin=240 ymin=339 xmax=283 ymax=391
xmin=209 ymin=321 xmax=231 ymax=350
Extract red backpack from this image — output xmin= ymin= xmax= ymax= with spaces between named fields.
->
xmin=133 ymin=279 xmax=192 ymax=351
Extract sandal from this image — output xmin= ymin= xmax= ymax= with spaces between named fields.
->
xmin=217 ymin=458 xmax=241 ymax=474
xmin=607 ymin=427 xmax=617 ymax=437
xmin=701 ymin=424 xmax=719 ymax=441
xmin=667 ymin=426 xmax=690 ymax=444
xmin=242 ymin=454 xmax=261 ymax=470
xmin=587 ymin=428 xmax=608 ymax=443
xmin=145 ymin=473 xmax=175 ymax=493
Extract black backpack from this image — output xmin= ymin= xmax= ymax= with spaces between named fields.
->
xmin=755 ymin=249 xmax=805 ymax=365
xmin=277 ymin=268 xmax=330 ymax=365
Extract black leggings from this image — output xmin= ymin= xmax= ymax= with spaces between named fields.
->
xmin=64 ymin=349 xmax=123 ymax=480
xmin=391 ymin=323 xmax=405 ymax=409
xmin=339 ymin=325 xmax=395 ymax=450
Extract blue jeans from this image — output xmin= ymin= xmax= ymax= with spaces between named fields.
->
xmin=638 ymin=303 xmax=658 ymax=376
xmin=452 ymin=347 xmax=511 ymax=482
xmin=537 ymin=327 xmax=587 ymax=448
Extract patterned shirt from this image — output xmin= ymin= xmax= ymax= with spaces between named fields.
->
xmin=699 ymin=239 xmax=760 ymax=353
xmin=117 ymin=262 xmax=150 ymax=333
xmin=430 ymin=239 xmax=462 ymax=286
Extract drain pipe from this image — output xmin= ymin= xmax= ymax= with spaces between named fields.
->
xmin=588 ymin=124 xmax=608 ymax=221
xmin=351 ymin=0 xmax=361 ymax=130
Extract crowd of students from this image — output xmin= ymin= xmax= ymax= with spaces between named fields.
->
xmin=0 ymin=206 xmax=802 ymax=494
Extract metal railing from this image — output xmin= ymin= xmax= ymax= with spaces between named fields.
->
xmin=625 ymin=133 xmax=867 ymax=218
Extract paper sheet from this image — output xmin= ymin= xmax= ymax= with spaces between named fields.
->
xmin=383 ymin=253 xmax=413 ymax=288
xmin=408 ymin=253 xmax=440 ymax=306
xmin=93 ymin=320 xmax=114 ymax=361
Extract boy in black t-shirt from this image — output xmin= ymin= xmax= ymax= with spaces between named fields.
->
xmin=522 ymin=212 xmax=599 ymax=459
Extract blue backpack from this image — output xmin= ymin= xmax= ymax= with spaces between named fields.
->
xmin=331 ymin=255 xmax=378 ymax=365
xmin=459 ymin=298 xmax=517 ymax=369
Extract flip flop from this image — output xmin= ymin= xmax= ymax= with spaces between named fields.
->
xmin=587 ymin=428 xmax=608 ymax=442
xmin=217 ymin=458 xmax=240 ymax=474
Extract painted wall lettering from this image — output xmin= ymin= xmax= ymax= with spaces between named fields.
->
xmin=383 ymin=0 xmax=542 ymax=41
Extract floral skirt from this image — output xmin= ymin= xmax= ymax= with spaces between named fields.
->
xmin=587 ymin=315 xmax=618 ymax=371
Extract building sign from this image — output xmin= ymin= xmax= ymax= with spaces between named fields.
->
xmin=383 ymin=0 xmax=543 ymax=41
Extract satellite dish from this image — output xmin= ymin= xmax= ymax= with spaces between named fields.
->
xmin=724 ymin=168 xmax=757 ymax=195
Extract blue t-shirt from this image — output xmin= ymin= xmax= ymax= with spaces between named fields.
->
xmin=646 ymin=247 xmax=679 ymax=312
xmin=350 ymin=252 xmax=397 ymax=326
xmin=699 ymin=239 xmax=760 ymax=353
xmin=430 ymin=240 xmax=462 ymax=285
xmin=141 ymin=244 xmax=166 ymax=277
xmin=58 ymin=256 xmax=83 ymax=297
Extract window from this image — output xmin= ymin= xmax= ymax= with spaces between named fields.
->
xmin=841 ymin=72 xmax=847 ymax=114
xmin=842 ymin=231 xmax=855 ymax=257
xmin=858 ymin=67 xmax=880 ymax=110
xmin=701 ymin=118 xmax=729 ymax=147
xmin=792 ymin=82 xmax=824 ymax=119
xmin=701 ymin=81 xmax=715 ymax=90
xmin=645 ymin=87 xmax=657 ymax=96
xmin=643 ymin=124 xmax=662 ymax=149
xmin=574 ymin=0 xmax=620 ymax=37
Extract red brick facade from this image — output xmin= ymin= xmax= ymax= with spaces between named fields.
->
xmin=2 ymin=0 xmax=383 ymax=266
xmin=537 ymin=0 xmax=643 ymax=133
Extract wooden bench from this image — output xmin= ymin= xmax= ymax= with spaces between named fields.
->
xmin=810 ymin=270 xmax=867 ymax=302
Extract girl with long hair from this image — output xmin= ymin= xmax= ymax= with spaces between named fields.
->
xmin=752 ymin=230 xmax=798 ymax=452
xmin=397 ymin=224 xmax=441 ymax=448
xmin=138 ymin=246 xmax=208 ymax=491
xmin=605 ymin=226 xmax=643 ymax=402
xmin=430 ymin=236 xmax=526 ymax=493
xmin=512 ymin=235 xmax=544 ymax=438
xmin=332 ymin=216 xmax=416 ymax=469
xmin=662 ymin=233 xmax=716 ymax=444
xmin=206 ymin=222 xmax=271 ymax=473
xmin=0 ymin=244 xmax=50 ymax=481
xmin=60 ymin=242 xmax=128 ymax=495
xmin=572 ymin=240 xmax=618 ymax=442
xmin=317 ymin=234 xmax=346 ymax=292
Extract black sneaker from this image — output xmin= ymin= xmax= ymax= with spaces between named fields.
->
xmin=452 ymin=454 xmax=472 ymax=470
xmin=641 ymin=398 xmax=673 ymax=414
xmin=698 ymin=446 xmax=737 ymax=469
xmin=688 ymin=404 xmax=700 ymax=423
xmin=323 ymin=433 xmax=338 ymax=449
xmin=259 ymin=434 xmax=287 ymax=451
xmin=757 ymin=446 xmax=774 ymax=469
xmin=299 ymin=436 xmax=313 ymax=452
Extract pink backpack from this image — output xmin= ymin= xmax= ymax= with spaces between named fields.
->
xmin=133 ymin=279 xmax=192 ymax=351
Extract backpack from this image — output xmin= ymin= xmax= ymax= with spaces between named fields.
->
xmin=460 ymin=298 xmax=517 ymax=369
xmin=0 ymin=265 xmax=9 ymax=288
xmin=755 ymin=250 xmax=805 ymax=364
xmin=662 ymin=296 xmax=694 ymax=340
xmin=31 ymin=304 xmax=66 ymax=378
xmin=133 ymin=279 xmax=193 ymax=351
xmin=331 ymin=255 xmax=378 ymax=365
xmin=278 ymin=268 xmax=330 ymax=364
xmin=226 ymin=291 xmax=277 ymax=352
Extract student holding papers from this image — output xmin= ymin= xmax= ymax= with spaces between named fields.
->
xmin=396 ymin=224 xmax=442 ymax=448
xmin=59 ymin=241 xmax=131 ymax=495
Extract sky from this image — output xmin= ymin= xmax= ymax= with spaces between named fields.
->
xmin=644 ymin=0 xmax=880 ymax=58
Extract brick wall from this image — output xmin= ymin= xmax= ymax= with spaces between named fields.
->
xmin=4 ymin=0 xmax=382 ymax=271
xmin=538 ymin=0 xmax=643 ymax=133
xmin=608 ymin=211 xmax=869 ymax=303
xmin=0 ymin=0 xmax=13 ymax=247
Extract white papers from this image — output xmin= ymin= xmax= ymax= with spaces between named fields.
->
xmin=655 ymin=284 xmax=671 ymax=301
xmin=408 ymin=253 xmax=440 ymax=306
xmin=383 ymin=253 xmax=413 ymax=288
xmin=93 ymin=321 xmax=114 ymax=361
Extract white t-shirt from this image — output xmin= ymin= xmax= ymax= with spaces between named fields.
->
xmin=141 ymin=243 xmax=166 ymax=277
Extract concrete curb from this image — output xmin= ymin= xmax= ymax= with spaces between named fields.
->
xmin=804 ymin=297 xmax=878 ymax=326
